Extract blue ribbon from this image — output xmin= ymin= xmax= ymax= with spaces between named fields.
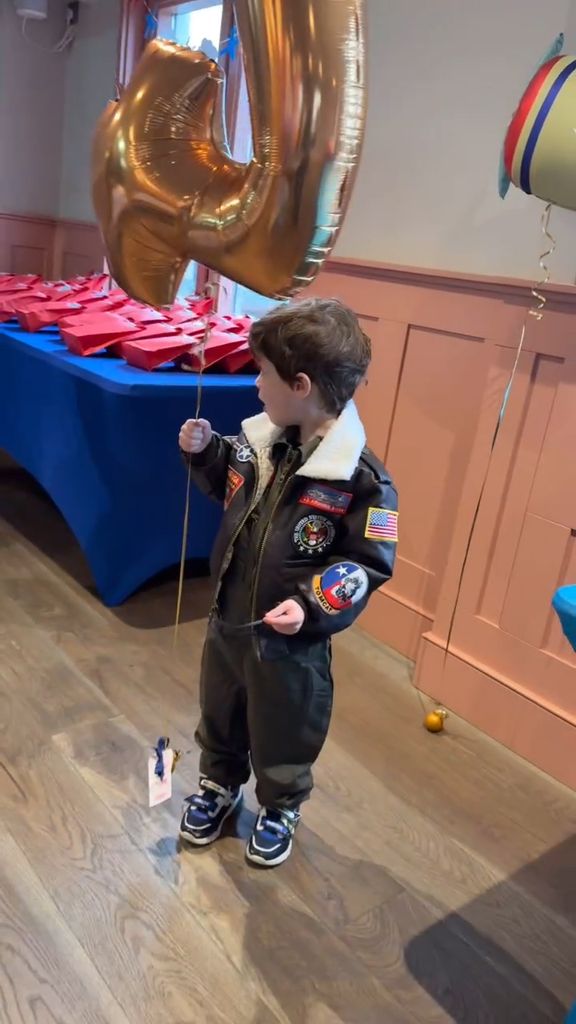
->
xmin=154 ymin=736 xmax=170 ymax=780
xmin=219 ymin=24 xmax=239 ymax=61
xmin=144 ymin=11 xmax=157 ymax=40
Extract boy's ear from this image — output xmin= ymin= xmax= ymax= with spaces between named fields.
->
xmin=292 ymin=372 xmax=312 ymax=398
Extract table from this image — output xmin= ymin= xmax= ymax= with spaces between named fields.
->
xmin=0 ymin=325 xmax=259 ymax=605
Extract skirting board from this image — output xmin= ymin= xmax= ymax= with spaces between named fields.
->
xmin=416 ymin=633 xmax=576 ymax=792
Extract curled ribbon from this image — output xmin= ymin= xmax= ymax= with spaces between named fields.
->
xmin=530 ymin=202 xmax=555 ymax=319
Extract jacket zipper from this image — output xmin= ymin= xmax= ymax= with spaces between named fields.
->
xmin=211 ymin=459 xmax=261 ymax=612
xmin=250 ymin=453 xmax=296 ymax=622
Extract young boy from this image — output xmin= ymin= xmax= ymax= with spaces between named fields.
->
xmin=178 ymin=297 xmax=397 ymax=867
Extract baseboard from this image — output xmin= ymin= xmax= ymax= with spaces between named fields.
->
xmin=416 ymin=633 xmax=576 ymax=791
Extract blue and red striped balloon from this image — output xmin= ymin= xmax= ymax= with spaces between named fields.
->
xmin=500 ymin=34 xmax=576 ymax=211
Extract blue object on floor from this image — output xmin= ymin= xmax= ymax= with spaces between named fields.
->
xmin=552 ymin=585 xmax=576 ymax=653
xmin=566 ymin=1003 xmax=576 ymax=1022
xmin=0 ymin=324 xmax=259 ymax=605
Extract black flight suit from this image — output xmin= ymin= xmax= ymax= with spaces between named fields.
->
xmin=183 ymin=404 xmax=397 ymax=810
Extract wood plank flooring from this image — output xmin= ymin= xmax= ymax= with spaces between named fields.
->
xmin=1 ymin=452 xmax=576 ymax=1024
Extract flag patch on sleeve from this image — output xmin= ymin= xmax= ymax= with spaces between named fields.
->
xmin=364 ymin=508 xmax=398 ymax=542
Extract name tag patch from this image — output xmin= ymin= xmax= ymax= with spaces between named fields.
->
xmin=299 ymin=484 xmax=352 ymax=516
xmin=312 ymin=562 xmax=368 ymax=615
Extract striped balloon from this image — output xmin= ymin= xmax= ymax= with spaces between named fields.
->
xmin=500 ymin=34 xmax=576 ymax=211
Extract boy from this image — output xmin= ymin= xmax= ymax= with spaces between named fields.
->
xmin=178 ymin=297 xmax=397 ymax=867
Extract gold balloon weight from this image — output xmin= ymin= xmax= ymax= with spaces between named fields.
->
xmin=92 ymin=1 xmax=367 ymax=307
xmin=424 ymin=709 xmax=448 ymax=734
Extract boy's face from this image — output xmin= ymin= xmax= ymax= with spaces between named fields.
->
xmin=255 ymin=357 xmax=309 ymax=427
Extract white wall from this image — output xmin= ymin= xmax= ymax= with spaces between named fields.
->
xmin=0 ymin=0 xmax=118 ymax=223
xmin=0 ymin=0 xmax=68 ymax=216
xmin=4 ymin=0 xmax=576 ymax=281
xmin=59 ymin=0 xmax=120 ymax=221
xmin=336 ymin=0 xmax=576 ymax=283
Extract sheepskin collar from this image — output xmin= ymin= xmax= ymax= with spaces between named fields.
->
xmin=241 ymin=401 xmax=366 ymax=481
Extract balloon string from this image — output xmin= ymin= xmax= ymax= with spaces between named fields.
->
xmin=529 ymin=201 xmax=554 ymax=320
xmin=431 ymin=203 xmax=555 ymax=713
xmin=173 ymin=284 xmax=215 ymax=647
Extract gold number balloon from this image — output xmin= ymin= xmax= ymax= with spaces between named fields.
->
xmin=91 ymin=0 xmax=367 ymax=307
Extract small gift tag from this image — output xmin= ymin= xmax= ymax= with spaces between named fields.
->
xmin=147 ymin=747 xmax=174 ymax=807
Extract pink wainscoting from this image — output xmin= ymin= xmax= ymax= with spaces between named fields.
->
xmin=311 ymin=258 xmax=576 ymax=790
xmin=0 ymin=212 xmax=103 ymax=279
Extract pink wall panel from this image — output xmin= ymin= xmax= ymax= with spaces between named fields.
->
xmin=0 ymin=213 xmax=103 ymax=279
xmin=0 ymin=214 xmax=53 ymax=277
xmin=311 ymin=259 xmax=576 ymax=790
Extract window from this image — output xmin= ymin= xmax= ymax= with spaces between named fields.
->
xmin=135 ymin=0 xmax=277 ymax=317
xmin=157 ymin=1 xmax=223 ymax=59
xmin=156 ymin=1 xmax=226 ymax=300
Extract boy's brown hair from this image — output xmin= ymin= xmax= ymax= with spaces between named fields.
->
xmin=249 ymin=297 xmax=371 ymax=416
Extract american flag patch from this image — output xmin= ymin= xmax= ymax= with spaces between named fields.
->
xmin=364 ymin=507 xmax=398 ymax=542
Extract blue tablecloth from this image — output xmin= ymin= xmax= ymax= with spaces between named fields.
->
xmin=0 ymin=324 xmax=259 ymax=604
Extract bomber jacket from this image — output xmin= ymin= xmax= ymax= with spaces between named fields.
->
xmin=183 ymin=401 xmax=398 ymax=638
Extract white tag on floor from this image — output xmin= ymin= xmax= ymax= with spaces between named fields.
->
xmin=148 ymin=748 xmax=174 ymax=807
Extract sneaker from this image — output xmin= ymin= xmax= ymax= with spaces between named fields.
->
xmin=179 ymin=779 xmax=242 ymax=846
xmin=246 ymin=807 xmax=301 ymax=867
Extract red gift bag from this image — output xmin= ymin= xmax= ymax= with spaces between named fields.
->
xmin=0 ymin=290 xmax=52 ymax=317
xmin=121 ymin=303 xmax=169 ymax=326
xmin=220 ymin=341 xmax=256 ymax=373
xmin=119 ymin=336 xmax=196 ymax=370
xmin=166 ymin=306 xmax=202 ymax=327
xmin=60 ymin=313 xmax=140 ymax=355
xmin=19 ymin=300 xmax=85 ymax=331
xmin=186 ymin=296 xmax=214 ymax=318
xmin=0 ymin=274 xmax=40 ymax=292
xmin=179 ymin=330 xmax=245 ymax=371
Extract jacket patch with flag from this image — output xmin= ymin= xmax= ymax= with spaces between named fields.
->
xmin=299 ymin=484 xmax=352 ymax=516
xmin=312 ymin=562 xmax=368 ymax=615
xmin=364 ymin=507 xmax=398 ymax=543
xmin=224 ymin=467 xmax=244 ymax=510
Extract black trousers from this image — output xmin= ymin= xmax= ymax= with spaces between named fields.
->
xmin=195 ymin=620 xmax=334 ymax=810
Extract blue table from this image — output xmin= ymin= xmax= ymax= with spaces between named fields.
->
xmin=0 ymin=324 xmax=259 ymax=605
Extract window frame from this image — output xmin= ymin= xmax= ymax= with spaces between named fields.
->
xmin=117 ymin=0 xmax=245 ymax=305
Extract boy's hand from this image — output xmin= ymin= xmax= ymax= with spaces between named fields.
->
xmin=263 ymin=599 xmax=305 ymax=635
xmin=179 ymin=418 xmax=212 ymax=454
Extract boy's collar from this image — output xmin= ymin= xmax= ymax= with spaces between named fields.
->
xmin=241 ymin=401 xmax=366 ymax=481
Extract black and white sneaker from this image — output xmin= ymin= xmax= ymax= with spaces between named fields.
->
xmin=179 ymin=779 xmax=242 ymax=846
xmin=246 ymin=807 xmax=300 ymax=867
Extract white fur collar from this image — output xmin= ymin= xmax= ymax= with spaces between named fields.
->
xmin=241 ymin=401 xmax=366 ymax=481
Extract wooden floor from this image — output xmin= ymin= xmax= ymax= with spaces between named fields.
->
xmin=1 ymin=456 xmax=576 ymax=1024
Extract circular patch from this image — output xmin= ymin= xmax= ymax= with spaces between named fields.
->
xmin=293 ymin=514 xmax=335 ymax=555
xmin=234 ymin=443 xmax=255 ymax=463
xmin=313 ymin=562 xmax=368 ymax=614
